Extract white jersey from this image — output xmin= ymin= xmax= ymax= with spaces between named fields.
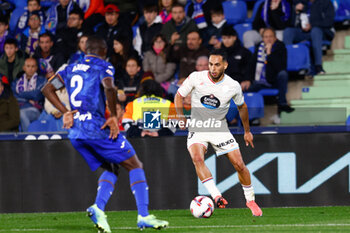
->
xmin=177 ymin=70 xmax=244 ymax=132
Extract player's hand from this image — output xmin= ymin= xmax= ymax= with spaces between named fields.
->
xmin=63 ymin=110 xmax=78 ymax=129
xmin=101 ymin=116 xmax=120 ymax=139
xmin=265 ymin=43 xmax=272 ymax=55
xmin=170 ymin=32 xmax=180 ymax=45
xmin=53 ymin=111 xmax=63 ymax=119
xmin=241 ymin=81 xmax=251 ymax=91
xmin=244 ymin=131 xmax=255 ymax=148
xmin=302 ymin=23 xmax=311 ymax=32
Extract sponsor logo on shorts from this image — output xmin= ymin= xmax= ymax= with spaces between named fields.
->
xmin=216 ymin=139 xmax=235 ymax=148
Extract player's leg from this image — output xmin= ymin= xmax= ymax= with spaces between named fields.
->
xmin=94 ymin=163 xmax=119 ymax=211
xmin=188 ymin=143 xmax=228 ymax=208
xmin=226 ymin=149 xmax=262 ymax=216
xmin=120 ymin=155 xmax=169 ymax=230
xmin=70 ymin=139 xmax=112 ymax=233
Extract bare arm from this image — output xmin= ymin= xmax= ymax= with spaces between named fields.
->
xmin=101 ymin=77 xmax=119 ymax=139
xmin=103 ymin=78 xmax=117 ymax=116
xmin=237 ymin=102 xmax=254 ymax=148
xmin=42 ymin=81 xmax=77 ymax=129
xmin=42 ymin=82 xmax=69 ymax=114
xmin=174 ymin=92 xmax=187 ymax=130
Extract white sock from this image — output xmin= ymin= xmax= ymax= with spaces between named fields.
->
xmin=202 ymin=177 xmax=221 ymax=199
xmin=242 ymin=184 xmax=255 ymax=202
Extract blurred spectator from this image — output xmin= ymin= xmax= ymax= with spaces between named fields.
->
xmin=11 ymin=58 xmax=46 ymax=131
xmin=221 ymin=26 xmax=252 ymax=84
xmin=134 ymin=4 xmax=163 ymax=56
xmin=55 ymin=8 xmax=85 ymax=61
xmin=95 ymin=4 xmax=133 ymax=56
xmin=0 ymin=38 xmax=26 ymax=85
xmin=34 ymin=87 xmax=70 ymax=131
xmin=283 ymin=0 xmax=334 ymax=75
xmin=205 ymin=6 xmax=229 ymax=49
xmin=109 ymin=34 xmax=140 ymax=86
xmin=246 ymin=28 xmax=294 ymax=113
xmin=122 ymin=79 xmax=175 ymax=138
xmin=17 ymin=11 xmax=45 ymax=57
xmin=33 ymin=33 xmax=65 ymax=78
xmin=80 ymin=0 xmax=105 ymax=35
xmin=161 ymin=3 xmax=198 ymax=47
xmin=187 ymin=0 xmax=223 ymax=31
xmin=15 ymin=0 xmax=45 ymax=36
xmin=178 ymin=55 xmax=211 ymax=117
xmin=168 ymin=30 xmax=209 ymax=80
xmin=0 ymin=15 xmax=11 ymax=57
xmin=45 ymin=0 xmax=81 ymax=34
xmin=0 ymin=77 xmax=20 ymax=132
xmin=195 ymin=55 xmax=208 ymax=71
xmin=105 ymin=101 xmax=125 ymax=130
xmin=118 ymin=57 xmax=143 ymax=104
xmin=158 ymin=0 xmax=174 ymax=24
xmin=142 ymin=34 xmax=176 ymax=86
xmin=83 ymin=0 xmax=105 ymax=20
xmin=104 ymin=0 xmax=139 ymax=25
xmin=68 ymin=34 xmax=88 ymax=64
xmin=243 ymin=0 xmax=291 ymax=49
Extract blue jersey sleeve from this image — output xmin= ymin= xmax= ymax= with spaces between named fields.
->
xmin=100 ymin=63 xmax=115 ymax=83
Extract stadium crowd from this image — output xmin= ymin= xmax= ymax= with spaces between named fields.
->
xmin=0 ymin=0 xmax=337 ymax=134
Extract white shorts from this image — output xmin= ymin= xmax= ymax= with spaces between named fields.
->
xmin=187 ymin=131 xmax=240 ymax=156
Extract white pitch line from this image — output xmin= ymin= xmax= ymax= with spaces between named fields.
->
xmin=111 ymin=223 xmax=350 ymax=230
xmin=0 ymin=229 xmax=54 ymax=232
xmin=2 ymin=224 xmax=350 ymax=232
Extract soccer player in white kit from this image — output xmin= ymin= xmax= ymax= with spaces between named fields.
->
xmin=174 ymin=49 xmax=262 ymax=216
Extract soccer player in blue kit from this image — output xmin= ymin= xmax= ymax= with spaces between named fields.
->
xmin=41 ymin=35 xmax=168 ymax=233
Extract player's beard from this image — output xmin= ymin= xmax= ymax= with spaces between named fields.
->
xmin=209 ymin=70 xmax=224 ymax=81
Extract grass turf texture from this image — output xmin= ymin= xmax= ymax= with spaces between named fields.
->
xmin=1 ymin=206 xmax=350 ymax=232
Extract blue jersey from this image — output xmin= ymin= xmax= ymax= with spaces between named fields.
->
xmin=57 ymin=55 xmax=115 ymax=139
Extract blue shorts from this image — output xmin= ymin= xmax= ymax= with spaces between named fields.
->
xmin=70 ymin=135 xmax=136 ymax=171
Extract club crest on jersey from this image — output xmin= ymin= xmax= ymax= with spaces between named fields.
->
xmin=200 ymin=94 xmax=220 ymax=109
xmin=106 ymin=69 xmax=113 ymax=76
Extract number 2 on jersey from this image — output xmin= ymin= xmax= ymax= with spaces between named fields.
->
xmin=70 ymin=75 xmax=83 ymax=107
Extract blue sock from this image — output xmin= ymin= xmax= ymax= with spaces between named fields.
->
xmin=129 ymin=168 xmax=149 ymax=217
xmin=95 ymin=171 xmax=117 ymax=211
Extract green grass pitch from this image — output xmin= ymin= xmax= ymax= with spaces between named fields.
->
xmin=1 ymin=206 xmax=350 ymax=233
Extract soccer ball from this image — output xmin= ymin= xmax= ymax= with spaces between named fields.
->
xmin=190 ymin=196 xmax=214 ymax=218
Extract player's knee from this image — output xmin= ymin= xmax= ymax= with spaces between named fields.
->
xmin=192 ymin=153 xmax=205 ymax=165
xmin=234 ymin=161 xmax=246 ymax=173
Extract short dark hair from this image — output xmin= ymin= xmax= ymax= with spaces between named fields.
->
xmin=138 ymin=79 xmax=163 ymax=97
xmin=262 ymin=27 xmax=276 ymax=37
xmin=187 ymin=30 xmax=201 ymax=38
xmin=4 ymin=38 xmax=18 ymax=48
xmin=209 ymin=49 xmax=227 ymax=62
xmin=69 ymin=7 xmax=85 ymax=20
xmin=221 ymin=26 xmax=237 ymax=37
xmin=0 ymin=15 xmax=8 ymax=25
xmin=28 ymin=0 xmax=40 ymax=5
xmin=171 ymin=2 xmax=185 ymax=11
xmin=86 ymin=35 xmax=107 ymax=55
xmin=25 ymin=57 xmax=38 ymax=66
xmin=151 ymin=33 xmax=167 ymax=46
xmin=210 ymin=5 xmax=224 ymax=15
xmin=126 ymin=57 xmax=140 ymax=67
xmin=39 ymin=32 xmax=54 ymax=41
xmin=143 ymin=4 xmax=158 ymax=13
